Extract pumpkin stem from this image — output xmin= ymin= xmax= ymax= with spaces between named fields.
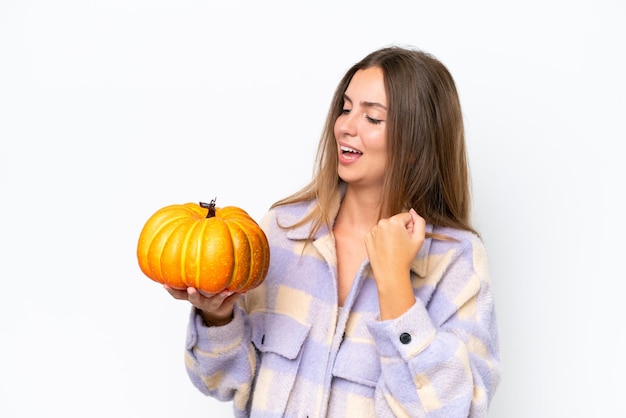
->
xmin=199 ymin=198 xmax=217 ymax=218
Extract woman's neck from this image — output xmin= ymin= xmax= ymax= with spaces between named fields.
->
xmin=334 ymin=186 xmax=382 ymax=231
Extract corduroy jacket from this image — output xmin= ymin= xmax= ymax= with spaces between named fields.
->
xmin=184 ymin=190 xmax=501 ymax=417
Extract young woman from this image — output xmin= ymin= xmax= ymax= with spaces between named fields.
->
xmin=166 ymin=46 xmax=501 ymax=417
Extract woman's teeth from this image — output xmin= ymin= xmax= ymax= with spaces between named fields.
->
xmin=340 ymin=145 xmax=362 ymax=155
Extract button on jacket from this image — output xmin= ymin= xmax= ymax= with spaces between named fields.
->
xmin=184 ymin=189 xmax=501 ymax=417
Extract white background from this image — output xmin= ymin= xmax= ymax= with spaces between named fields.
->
xmin=1 ymin=1 xmax=624 ymax=417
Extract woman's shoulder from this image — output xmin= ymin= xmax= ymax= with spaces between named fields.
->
xmin=430 ymin=225 xmax=487 ymax=256
xmin=429 ymin=225 xmax=490 ymax=277
xmin=271 ymin=199 xmax=315 ymax=216
xmin=439 ymin=225 xmax=481 ymax=240
xmin=260 ymin=199 xmax=317 ymax=232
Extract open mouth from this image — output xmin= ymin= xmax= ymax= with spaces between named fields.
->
xmin=340 ymin=145 xmax=363 ymax=157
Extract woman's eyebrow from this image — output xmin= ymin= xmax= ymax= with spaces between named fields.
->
xmin=343 ymin=94 xmax=387 ymax=110
xmin=362 ymin=101 xmax=387 ymax=111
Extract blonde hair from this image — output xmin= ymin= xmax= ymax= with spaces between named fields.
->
xmin=272 ymin=46 xmax=476 ymax=238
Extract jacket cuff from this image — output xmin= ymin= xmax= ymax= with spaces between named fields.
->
xmin=186 ymin=304 xmax=246 ymax=353
xmin=367 ymin=300 xmax=436 ymax=361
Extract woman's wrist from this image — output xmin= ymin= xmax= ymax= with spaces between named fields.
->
xmin=199 ymin=308 xmax=233 ymax=327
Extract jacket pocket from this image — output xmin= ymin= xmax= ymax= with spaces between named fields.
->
xmin=248 ymin=311 xmax=311 ymax=416
xmin=250 ymin=311 xmax=311 ymax=358
xmin=332 ymin=339 xmax=380 ymax=387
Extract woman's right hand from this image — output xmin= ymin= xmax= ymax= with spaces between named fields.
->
xmin=164 ymin=285 xmax=241 ymax=327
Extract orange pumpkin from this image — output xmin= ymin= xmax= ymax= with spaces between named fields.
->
xmin=137 ymin=199 xmax=270 ymax=293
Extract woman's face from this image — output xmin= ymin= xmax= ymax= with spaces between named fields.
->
xmin=334 ymin=66 xmax=388 ymax=190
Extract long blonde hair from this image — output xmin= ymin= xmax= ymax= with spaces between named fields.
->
xmin=272 ymin=46 xmax=476 ymax=238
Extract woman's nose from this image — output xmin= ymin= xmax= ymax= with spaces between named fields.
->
xmin=336 ymin=112 xmax=358 ymax=136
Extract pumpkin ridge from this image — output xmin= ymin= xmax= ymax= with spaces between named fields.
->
xmin=138 ymin=203 xmax=202 ymax=270
xmin=246 ymin=225 xmax=267 ymax=289
xmin=157 ymin=219 xmax=192 ymax=287
xmin=146 ymin=216 xmax=188 ymax=281
xmin=227 ymin=218 xmax=253 ymax=291
xmin=200 ymin=218 xmax=235 ymax=293
xmin=224 ymin=220 xmax=242 ymax=291
xmin=192 ymin=219 xmax=209 ymax=290
xmin=178 ymin=219 xmax=202 ymax=288
xmin=244 ymin=219 xmax=270 ymax=289
xmin=222 ymin=219 xmax=237 ymax=292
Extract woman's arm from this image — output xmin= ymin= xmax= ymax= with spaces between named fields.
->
xmin=183 ymin=302 xmax=258 ymax=412
xmin=365 ymin=212 xmax=501 ymax=417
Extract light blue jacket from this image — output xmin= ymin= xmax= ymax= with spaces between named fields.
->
xmin=184 ymin=191 xmax=501 ymax=417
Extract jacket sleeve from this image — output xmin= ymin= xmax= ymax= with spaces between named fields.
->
xmin=366 ymin=236 xmax=501 ymax=418
xmin=184 ymin=303 xmax=256 ymax=415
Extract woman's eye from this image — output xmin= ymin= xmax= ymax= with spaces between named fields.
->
xmin=367 ymin=116 xmax=383 ymax=125
xmin=341 ymin=108 xmax=351 ymax=114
